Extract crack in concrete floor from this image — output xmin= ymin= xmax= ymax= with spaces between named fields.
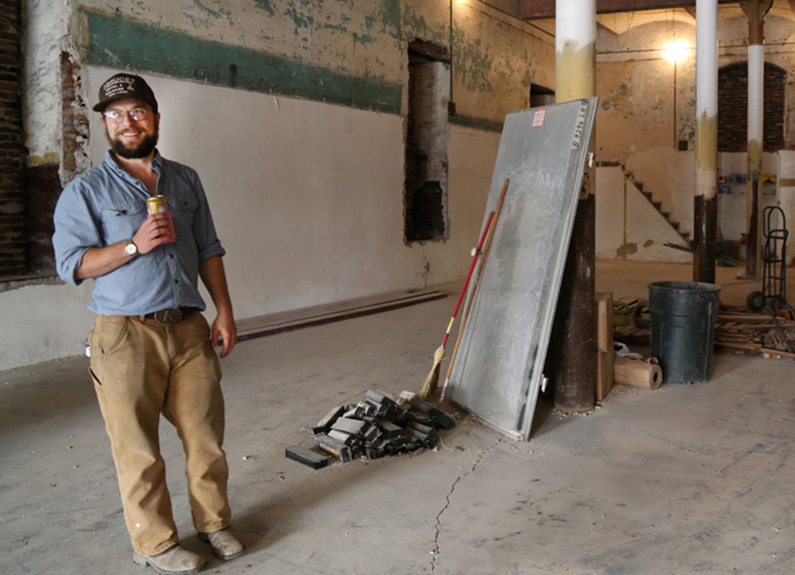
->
xmin=430 ymin=437 xmax=503 ymax=572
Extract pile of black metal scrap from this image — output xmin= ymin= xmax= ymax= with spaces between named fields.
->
xmin=285 ymin=390 xmax=456 ymax=469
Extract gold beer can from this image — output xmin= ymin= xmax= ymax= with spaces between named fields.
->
xmin=146 ymin=195 xmax=176 ymax=243
xmin=146 ymin=195 xmax=169 ymax=215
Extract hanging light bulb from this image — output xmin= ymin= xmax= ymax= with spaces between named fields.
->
xmin=663 ymin=39 xmax=690 ymax=63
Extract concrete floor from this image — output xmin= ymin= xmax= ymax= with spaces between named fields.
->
xmin=2 ymin=261 xmax=794 ymax=575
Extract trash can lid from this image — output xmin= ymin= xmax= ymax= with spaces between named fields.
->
xmin=648 ymin=281 xmax=721 ymax=294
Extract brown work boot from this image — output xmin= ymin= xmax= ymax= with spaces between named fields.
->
xmin=198 ymin=527 xmax=245 ymax=560
xmin=132 ymin=544 xmax=206 ymax=574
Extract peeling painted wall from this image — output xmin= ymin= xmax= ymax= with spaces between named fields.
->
xmin=19 ymin=0 xmax=553 ymax=174
xmin=21 ymin=0 xmax=72 ymax=165
xmin=5 ymin=0 xmax=546 ymax=370
xmin=595 ymin=11 xmax=795 ymax=259
xmin=596 ymin=25 xmax=696 ymax=162
xmin=596 ymin=13 xmax=795 ymax=160
xmin=450 ymin=2 xmax=553 ymax=122
xmin=67 ymin=0 xmax=551 ymax=124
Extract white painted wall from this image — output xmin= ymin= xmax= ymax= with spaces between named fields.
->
xmin=596 ymin=166 xmax=625 ymax=255
xmin=0 ymin=69 xmax=499 ymax=371
xmin=85 ymin=68 xmax=499 ymax=316
xmin=777 ymin=150 xmax=795 ymax=265
xmin=718 ymin=194 xmax=778 ymax=243
xmin=0 ymin=281 xmax=94 ymax=369
xmin=718 ymin=151 xmax=779 ymax=244
xmin=719 ymin=151 xmax=777 ymax=177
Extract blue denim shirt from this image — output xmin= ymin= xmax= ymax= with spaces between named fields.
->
xmin=53 ymin=151 xmax=226 ymax=316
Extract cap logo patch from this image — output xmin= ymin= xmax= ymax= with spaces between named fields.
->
xmin=102 ymin=76 xmax=137 ymax=99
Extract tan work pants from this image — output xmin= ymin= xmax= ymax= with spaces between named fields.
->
xmin=89 ymin=312 xmax=231 ymax=556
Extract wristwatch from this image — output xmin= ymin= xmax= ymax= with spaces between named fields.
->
xmin=124 ymin=239 xmax=139 ymax=258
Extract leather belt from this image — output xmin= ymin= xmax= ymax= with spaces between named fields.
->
xmin=141 ymin=307 xmax=199 ymax=326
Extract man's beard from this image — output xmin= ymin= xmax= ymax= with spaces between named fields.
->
xmin=108 ymin=131 xmax=159 ymax=159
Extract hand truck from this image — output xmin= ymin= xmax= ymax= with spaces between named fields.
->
xmin=746 ymin=205 xmax=792 ymax=317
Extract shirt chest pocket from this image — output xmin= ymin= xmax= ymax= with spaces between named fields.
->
xmin=172 ymin=193 xmax=198 ymax=212
xmin=171 ymin=193 xmax=198 ymax=228
xmin=100 ymin=200 xmax=147 ymax=243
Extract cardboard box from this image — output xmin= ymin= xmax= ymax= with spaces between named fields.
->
xmin=595 ymin=292 xmax=613 ymax=353
xmin=595 ymin=292 xmax=614 ymax=401
xmin=596 ymin=349 xmax=614 ymax=401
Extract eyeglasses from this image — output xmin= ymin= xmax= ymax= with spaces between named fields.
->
xmin=103 ymin=108 xmax=150 ymax=123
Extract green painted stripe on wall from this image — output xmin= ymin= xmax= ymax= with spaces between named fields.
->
xmin=450 ymin=114 xmax=503 ymax=133
xmin=85 ymin=10 xmax=402 ymax=115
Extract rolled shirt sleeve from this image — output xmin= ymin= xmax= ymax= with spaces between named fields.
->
xmin=53 ymin=180 xmax=103 ymax=286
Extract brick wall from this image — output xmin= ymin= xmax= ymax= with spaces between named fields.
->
xmin=0 ymin=0 xmax=26 ymax=275
xmin=718 ymin=62 xmax=786 ymax=152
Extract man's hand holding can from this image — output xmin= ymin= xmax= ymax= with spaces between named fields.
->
xmin=147 ymin=195 xmax=176 ymax=243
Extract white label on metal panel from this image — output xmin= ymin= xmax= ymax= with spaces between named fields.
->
xmin=572 ymin=102 xmax=588 ymax=149
xmin=532 ymin=109 xmax=546 ymax=127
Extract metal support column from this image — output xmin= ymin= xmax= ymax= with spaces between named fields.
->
xmin=548 ymin=0 xmax=596 ymax=413
xmin=740 ymin=0 xmax=772 ymax=279
xmin=693 ymin=0 xmax=719 ymax=284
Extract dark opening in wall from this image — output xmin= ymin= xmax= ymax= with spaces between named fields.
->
xmin=405 ymin=40 xmax=450 ymax=243
xmin=0 ymin=0 xmax=26 ymax=276
xmin=0 ymin=1 xmax=73 ymax=282
xmin=530 ymin=83 xmax=555 ymax=108
xmin=718 ymin=62 xmax=785 ymax=152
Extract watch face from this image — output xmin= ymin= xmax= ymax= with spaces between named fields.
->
xmin=125 ymin=242 xmax=137 ymax=256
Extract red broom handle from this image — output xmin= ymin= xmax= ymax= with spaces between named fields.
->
xmin=440 ymin=177 xmax=510 ymax=401
xmin=440 ymin=210 xmax=495 ymax=349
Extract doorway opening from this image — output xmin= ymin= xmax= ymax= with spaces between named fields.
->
xmin=405 ymin=39 xmax=450 ymax=243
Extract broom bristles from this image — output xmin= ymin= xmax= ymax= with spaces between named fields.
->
xmin=418 ymin=346 xmax=446 ymax=401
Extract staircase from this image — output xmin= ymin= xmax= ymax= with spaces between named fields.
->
xmin=615 ymin=163 xmax=692 ymax=246
xmin=634 ymin=182 xmax=690 ymax=244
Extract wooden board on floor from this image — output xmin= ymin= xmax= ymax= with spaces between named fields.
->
xmin=237 ymin=289 xmax=446 ymax=342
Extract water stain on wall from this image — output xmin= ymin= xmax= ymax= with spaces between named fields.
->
xmin=616 ymin=242 xmax=638 ymax=258
xmin=454 ymin=29 xmax=495 ymax=94
xmin=192 ymin=0 xmax=232 ymax=20
xmin=253 ymin=0 xmax=275 ymax=16
xmin=601 ymin=81 xmax=628 ymax=111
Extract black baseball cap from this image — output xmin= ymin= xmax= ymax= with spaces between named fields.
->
xmin=93 ymin=73 xmax=159 ymax=113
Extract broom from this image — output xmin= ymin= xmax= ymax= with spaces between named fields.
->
xmin=440 ymin=178 xmax=509 ymax=403
xmin=417 ymin=210 xmax=496 ymax=401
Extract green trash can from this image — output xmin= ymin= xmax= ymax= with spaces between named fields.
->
xmin=648 ymin=281 xmax=721 ymax=384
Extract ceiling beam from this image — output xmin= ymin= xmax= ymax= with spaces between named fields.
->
xmin=520 ymin=0 xmax=736 ymax=20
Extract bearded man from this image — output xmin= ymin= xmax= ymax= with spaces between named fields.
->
xmin=53 ymin=73 xmax=244 ymax=574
